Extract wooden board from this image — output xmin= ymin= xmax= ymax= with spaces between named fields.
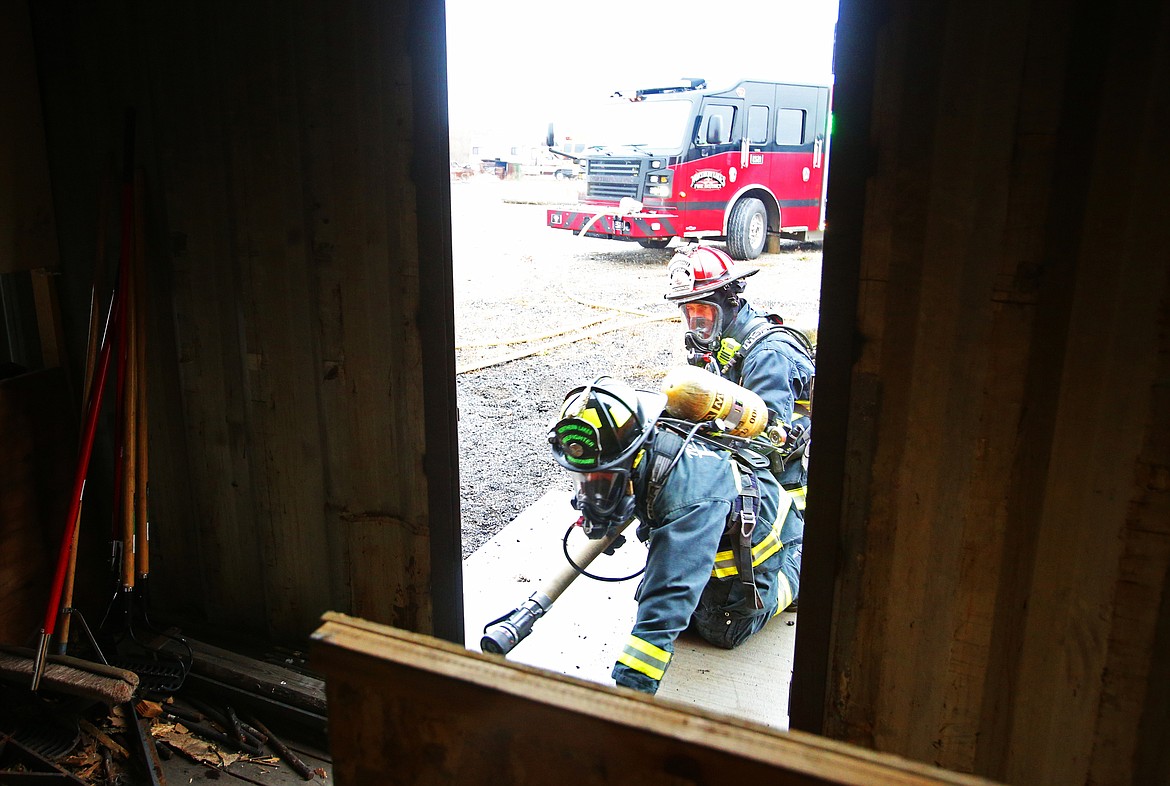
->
xmin=0 ymin=0 xmax=59 ymax=273
xmin=312 ymin=612 xmax=999 ymax=786
xmin=0 ymin=369 xmax=72 ymax=645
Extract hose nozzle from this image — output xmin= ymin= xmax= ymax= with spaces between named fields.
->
xmin=480 ymin=592 xmax=553 ymax=655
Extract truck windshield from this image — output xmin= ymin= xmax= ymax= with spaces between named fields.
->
xmin=580 ymin=98 xmax=694 ymax=153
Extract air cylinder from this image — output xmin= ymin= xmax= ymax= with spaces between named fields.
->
xmin=660 ymin=365 xmax=769 ymax=438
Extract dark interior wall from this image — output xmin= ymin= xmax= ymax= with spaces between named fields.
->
xmin=27 ymin=0 xmax=462 ymax=645
xmin=795 ymin=0 xmax=1170 ymax=782
xmin=12 ymin=0 xmax=1170 ymax=781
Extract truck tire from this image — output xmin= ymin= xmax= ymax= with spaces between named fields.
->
xmin=637 ymin=238 xmax=671 ymax=250
xmin=727 ymin=197 xmax=767 ymax=260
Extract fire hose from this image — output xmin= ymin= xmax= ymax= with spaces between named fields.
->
xmin=480 ymin=518 xmax=634 ymax=656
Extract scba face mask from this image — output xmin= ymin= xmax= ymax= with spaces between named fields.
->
xmin=570 ymin=469 xmax=636 ymax=538
xmin=681 ymin=299 xmax=723 ymax=349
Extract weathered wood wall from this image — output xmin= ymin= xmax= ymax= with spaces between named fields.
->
xmin=27 ymin=0 xmax=462 ymax=644
xmin=15 ymin=0 xmax=1170 ymax=781
xmin=794 ymin=0 xmax=1170 ymax=783
xmin=0 ymin=0 xmax=58 ymax=275
xmin=313 ymin=613 xmax=1000 ymax=786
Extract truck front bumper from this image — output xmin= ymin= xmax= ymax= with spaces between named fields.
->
xmin=546 ymin=208 xmax=681 ymax=240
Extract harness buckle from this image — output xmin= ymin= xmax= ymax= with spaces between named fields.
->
xmin=739 ymin=508 xmax=757 ymax=538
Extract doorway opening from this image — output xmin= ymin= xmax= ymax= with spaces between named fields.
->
xmin=444 ymin=0 xmax=838 ymax=730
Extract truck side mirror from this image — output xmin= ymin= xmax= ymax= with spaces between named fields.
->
xmin=546 ymin=122 xmax=555 ymax=148
xmin=706 ymin=115 xmax=724 ymax=145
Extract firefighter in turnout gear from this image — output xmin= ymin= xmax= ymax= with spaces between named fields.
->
xmin=549 ymin=376 xmax=801 ymax=694
xmin=664 ymin=244 xmax=815 ymax=522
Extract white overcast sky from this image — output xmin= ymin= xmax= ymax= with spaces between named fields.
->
xmin=444 ymin=0 xmax=840 ymax=143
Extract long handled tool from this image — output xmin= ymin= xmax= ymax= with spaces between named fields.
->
xmin=30 ymin=284 xmax=122 ymax=690
xmin=96 ymin=168 xmax=189 ymax=692
xmin=30 ymin=111 xmax=136 ymax=691
xmin=54 ymin=178 xmax=112 ymax=657
xmin=480 ymin=518 xmax=635 ymax=655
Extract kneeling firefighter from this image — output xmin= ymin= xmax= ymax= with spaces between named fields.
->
xmin=549 ymin=375 xmax=802 ymax=694
xmin=664 ymin=245 xmax=815 ymax=513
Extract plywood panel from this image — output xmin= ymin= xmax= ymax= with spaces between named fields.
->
xmin=0 ymin=0 xmax=59 ymax=274
xmin=0 ymin=369 xmax=72 ymax=644
xmin=313 ymin=613 xmax=999 ymax=786
xmin=29 ymin=0 xmax=453 ymax=643
xmin=136 ymin=0 xmax=437 ymax=639
xmin=141 ymin=5 xmax=265 ymax=626
xmin=800 ymin=0 xmax=1170 ymax=782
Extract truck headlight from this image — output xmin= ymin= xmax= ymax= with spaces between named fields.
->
xmin=648 ymin=185 xmax=671 ymax=197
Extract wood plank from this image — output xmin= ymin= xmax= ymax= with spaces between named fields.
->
xmin=295 ymin=1 xmax=432 ymax=629
xmin=0 ymin=0 xmax=59 ymax=274
xmin=312 ymin=612 xmax=999 ymax=786
xmin=140 ymin=3 xmax=264 ymax=626
xmin=219 ymin=5 xmax=332 ymax=639
xmin=184 ymin=636 xmax=326 ymax=715
xmin=0 ymin=369 xmax=72 ymax=645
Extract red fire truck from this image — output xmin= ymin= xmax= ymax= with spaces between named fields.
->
xmin=546 ymin=78 xmax=831 ymax=260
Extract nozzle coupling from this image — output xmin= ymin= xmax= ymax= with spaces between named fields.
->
xmin=480 ymin=591 xmax=553 ymax=656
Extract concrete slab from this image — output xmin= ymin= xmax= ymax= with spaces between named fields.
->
xmin=463 ymin=487 xmax=797 ymax=731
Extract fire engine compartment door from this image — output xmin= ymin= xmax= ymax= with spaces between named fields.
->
xmin=771 ymin=84 xmax=828 ymax=232
xmin=680 ymin=96 xmax=743 ymax=236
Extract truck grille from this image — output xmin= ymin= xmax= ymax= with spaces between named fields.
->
xmin=586 ymin=158 xmax=643 ymax=201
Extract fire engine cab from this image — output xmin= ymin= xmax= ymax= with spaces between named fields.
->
xmin=546 ymin=78 xmax=831 ymax=260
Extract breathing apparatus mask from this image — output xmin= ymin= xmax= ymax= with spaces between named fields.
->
xmin=680 ymin=288 xmax=742 ymax=360
xmin=549 ymin=377 xmax=665 ymax=540
xmin=664 ymin=245 xmax=756 ymax=369
xmin=569 ymin=469 xmax=637 ymax=538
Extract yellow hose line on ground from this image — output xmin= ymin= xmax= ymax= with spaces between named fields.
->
xmin=455 ymin=315 xmax=613 ymax=350
xmin=454 ymin=291 xmax=656 ymax=350
xmin=456 ymin=313 xmax=680 ymax=375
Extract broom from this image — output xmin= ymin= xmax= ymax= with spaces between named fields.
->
xmin=0 ymin=646 xmax=138 ymax=706
xmin=15 ymin=110 xmax=139 ymax=705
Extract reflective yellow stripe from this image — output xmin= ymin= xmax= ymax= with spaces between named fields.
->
xmin=617 ymin=635 xmax=671 ymax=681
xmin=752 ymin=530 xmax=781 ymax=564
xmin=710 ymin=522 xmax=783 ymax=577
xmin=712 ymin=550 xmax=737 ymax=577
xmin=772 ymin=573 xmax=794 ymax=616
xmin=787 ymin=485 xmax=807 ymax=511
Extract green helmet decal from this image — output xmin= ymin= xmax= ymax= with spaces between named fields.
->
xmin=552 ymin=418 xmax=601 ymax=469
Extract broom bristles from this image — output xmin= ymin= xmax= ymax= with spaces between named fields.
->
xmin=0 ymin=647 xmax=138 ymax=705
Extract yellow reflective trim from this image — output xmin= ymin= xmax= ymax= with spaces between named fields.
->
xmin=711 ymin=523 xmax=783 ymax=577
xmin=577 ymin=401 xmax=633 ymax=430
xmin=617 ymin=635 xmax=671 ymax=681
xmin=711 ymin=549 xmax=736 ymax=577
xmin=626 ymin=635 xmax=671 ymax=663
xmin=772 ymin=574 xmax=794 ymax=616
xmin=617 ymin=651 xmax=665 ymax=681
xmin=787 ymin=485 xmax=807 ymax=511
xmin=752 ymin=536 xmax=781 ymax=565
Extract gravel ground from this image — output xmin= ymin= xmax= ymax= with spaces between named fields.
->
xmin=452 ymin=175 xmax=823 ymax=557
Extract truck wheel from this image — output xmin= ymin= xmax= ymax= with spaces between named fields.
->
xmin=637 ymin=238 xmax=671 ymax=250
xmin=727 ymin=197 xmax=767 ymax=260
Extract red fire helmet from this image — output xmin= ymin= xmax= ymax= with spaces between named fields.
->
xmin=663 ymin=245 xmax=759 ymax=304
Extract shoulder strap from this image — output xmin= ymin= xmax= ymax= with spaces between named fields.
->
xmin=728 ymin=462 xmax=765 ymax=610
xmin=740 ymin=316 xmax=815 ymax=363
xmin=644 ymin=427 xmax=686 ymax=522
